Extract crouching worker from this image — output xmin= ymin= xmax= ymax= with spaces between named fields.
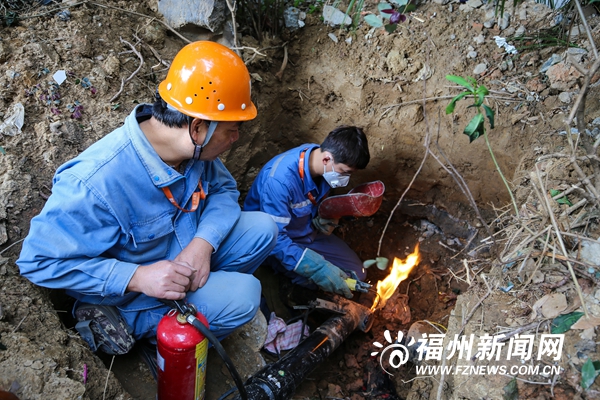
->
xmin=243 ymin=126 xmax=370 ymax=299
xmin=17 ymin=41 xmax=277 ymax=355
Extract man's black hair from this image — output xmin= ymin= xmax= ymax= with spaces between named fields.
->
xmin=151 ymin=92 xmax=192 ymax=128
xmin=320 ymin=126 xmax=370 ymax=169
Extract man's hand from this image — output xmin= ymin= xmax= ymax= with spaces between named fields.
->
xmin=312 ymin=216 xmax=339 ymax=235
xmin=174 ymin=237 xmax=214 ymax=291
xmin=127 ymin=260 xmax=196 ymax=300
xmin=295 ymin=248 xmax=353 ymax=299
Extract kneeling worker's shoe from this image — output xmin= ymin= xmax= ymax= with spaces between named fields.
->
xmin=74 ymin=303 xmax=135 ymax=355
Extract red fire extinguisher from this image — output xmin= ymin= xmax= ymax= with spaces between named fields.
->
xmin=157 ymin=305 xmax=210 ymax=400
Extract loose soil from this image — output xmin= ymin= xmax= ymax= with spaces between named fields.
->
xmin=1 ymin=0 xmax=600 ymax=399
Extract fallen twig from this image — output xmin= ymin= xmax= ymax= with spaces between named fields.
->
xmin=275 ymin=45 xmax=288 ymax=81
xmin=102 ymin=355 xmax=115 ymax=400
xmin=110 ymin=38 xmax=144 ymax=103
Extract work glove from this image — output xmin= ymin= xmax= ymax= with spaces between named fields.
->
xmin=312 ymin=216 xmax=339 ymax=235
xmin=295 ymin=248 xmax=353 ymax=299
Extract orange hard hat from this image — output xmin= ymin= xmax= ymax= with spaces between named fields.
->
xmin=158 ymin=41 xmax=257 ymax=121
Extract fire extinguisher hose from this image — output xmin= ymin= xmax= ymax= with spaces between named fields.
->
xmin=169 ymin=300 xmax=249 ymax=400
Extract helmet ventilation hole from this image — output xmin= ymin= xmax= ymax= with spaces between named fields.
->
xmin=166 ymin=83 xmax=172 ymax=90
xmin=241 ymin=104 xmax=246 ymax=110
xmin=185 ymin=97 xmax=193 ymax=104
xmin=218 ymin=104 xmax=225 ymax=111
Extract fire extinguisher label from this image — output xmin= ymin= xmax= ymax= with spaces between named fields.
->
xmin=195 ymin=338 xmax=208 ymax=400
xmin=157 ymin=349 xmax=165 ymax=372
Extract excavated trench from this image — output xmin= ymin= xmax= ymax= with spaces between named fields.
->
xmin=70 ymin=198 xmax=487 ymax=400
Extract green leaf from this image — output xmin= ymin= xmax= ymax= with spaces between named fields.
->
xmin=475 ymin=91 xmax=485 ymax=107
xmin=464 ymin=113 xmax=484 ymax=143
xmin=483 ymin=104 xmax=495 ymax=129
xmin=446 ymin=75 xmax=474 ymax=93
xmin=550 ymin=189 xmax=573 ymax=206
xmin=581 ymin=358 xmax=600 ymax=390
xmin=446 ymin=92 xmax=468 ymax=114
xmin=477 ymin=85 xmax=490 ymax=96
xmin=384 ymin=23 xmax=397 ymax=33
xmin=378 ymin=2 xmax=393 ymax=17
xmin=551 ymin=311 xmax=584 ymax=334
xmin=364 ymin=14 xmax=384 ymax=27
xmin=502 ymin=377 xmax=518 ymax=400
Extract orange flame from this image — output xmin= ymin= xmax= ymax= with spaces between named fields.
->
xmin=373 ymin=244 xmax=420 ymax=310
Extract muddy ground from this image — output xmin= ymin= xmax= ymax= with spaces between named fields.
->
xmin=1 ymin=0 xmax=600 ymax=399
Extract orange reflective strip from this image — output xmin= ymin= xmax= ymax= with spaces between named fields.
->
xmin=299 ymin=149 xmax=317 ymax=206
xmin=161 ymin=180 xmax=206 ymax=213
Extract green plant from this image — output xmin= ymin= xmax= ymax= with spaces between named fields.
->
xmin=364 ymin=0 xmax=415 ymax=33
xmin=445 ymin=75 xmax=519 ymax=217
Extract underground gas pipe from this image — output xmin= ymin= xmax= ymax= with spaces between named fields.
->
xmin=229 ymin=296 xmax=373 ymax=400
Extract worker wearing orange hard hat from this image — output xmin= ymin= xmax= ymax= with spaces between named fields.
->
xmin=18 ymin=41 xmax=277 ymax=356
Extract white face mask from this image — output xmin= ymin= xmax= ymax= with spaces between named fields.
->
xmin=323 ymin=160 xmax=350 ymax=188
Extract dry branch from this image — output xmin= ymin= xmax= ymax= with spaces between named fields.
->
xmin=110 ymin=38 xmax=144 ymax=103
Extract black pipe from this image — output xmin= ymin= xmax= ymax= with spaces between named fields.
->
xmin=230 ymin=297 xmax=373 ymax=400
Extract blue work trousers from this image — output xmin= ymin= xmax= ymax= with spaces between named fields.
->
xmin=267 ymin=231 xmax=366 ymax=287
xmin=119 ymin=211 xmax=277 ymax=341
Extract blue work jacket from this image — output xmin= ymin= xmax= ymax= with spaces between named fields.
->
xmin=17 ymin=105 xmax=241 ymax=310
xmin=243 ymin=144 xmax=330 ymax=271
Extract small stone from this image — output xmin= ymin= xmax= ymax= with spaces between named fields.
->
xmin=515 ymin=25 xmax=526 ymax=37
xmin=519 ymin=9 xmax=527 ymax=20
xmin=322 ymin=5 xmax=352 ymax=26
xmin=467 ymin=50 xmax=477 ymax=59
xmin=328 ymin=33 xmax=339 ymax=43
xmin=466 ymin=0 xmax=483 ymax=8
xmin=483 ymin=19 xmax=494 ymax=29
xmin=450 ymin=34 xmax=456 ymax=40
xmin=498 ymin=14 xmax=510 ymax=30
xmin=558 ymin=92 xmax=572 ymax=104
xmin=473 ymin=63 xmax=487 ymax=75
xmin=473 ymin=34 xmax=485 ymax=45
xmin=592 ymin=117 xmax=600 ymax=126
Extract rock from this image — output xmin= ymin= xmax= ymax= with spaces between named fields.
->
xmin=558 ymin=92 xmax=572 ymax=104
xmin=546 ymin=62 xmax=583 ymax=91
xmin=432 ymin=0 xmax=451 ymax=4
xmin=473 ymin=63 xmax=487 ymax=75
xmin=0 ymin=42 xmax=10 ymax=63
xmin=498 ymin=14 xmax=511 ymax=30
xmin=483 ymin=19 xmax=494 ymax=29
xmin=515 ymin=25 xmax=526 ymax=37
xmin=283 ymin=7 xmax=301 ymax=31
xmin=565 ymin=47 xmax=587 ymax=63
xmin=466 ymin=0 xmax=483 ymax=8
xmin=467 ymin=50 xmax=477 ymax=59
xmin=322 ymin=5 xmax=352 ymax=26
xmin=344 ymin=354 xmax=359 ymax=368
xmin=328 ymin=33 xmax=338 ymax=43
xmin=473 ymin=34 xmax=485 ymax=45
xmin=102 ymin=55 xmax=120 ymax=76
xmin=580 ymin=240 xmax=600 ymax=266
xmin=519 ymin=8 xmax=527 ymax=20
xmin=539 ymin=53 xmax=563 ymax=73
xmin=0 ymin=223 xmax=6 ymax=246
xmin=386 ymin=49 xmax=408 ymax=75
xmin=157 ymin=0 xmax=226 ymax=32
